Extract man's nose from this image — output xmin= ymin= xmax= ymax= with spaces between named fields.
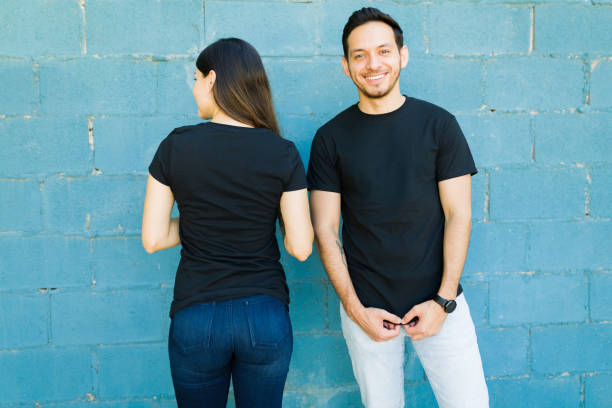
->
xmin=367 ymin=54 xmax=382 ymax=71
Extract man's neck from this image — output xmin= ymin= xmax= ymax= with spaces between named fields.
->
xmin=357 ymin=89 xmax=405 ymax=115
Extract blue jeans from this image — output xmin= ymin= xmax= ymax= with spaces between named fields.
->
xmin=168 ymin=295 xmax=293 ymax=408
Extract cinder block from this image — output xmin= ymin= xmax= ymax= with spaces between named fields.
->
xmin=155 ymin=60 xmax=201 ymax=116
xmin=488 ymin=377 xmax=581 ymax=408
xmin=536 ymin=5 xmax=612 ymax=55
xmin=0 ymin=178 xmax=41 ymax=233
xmin=325 ymin=389 xmax=362 ymax=408
xmin=87 ymin=0 xmax=200 ymax=55
xmin=429 ymin=5 xmax=530 ymax=55
xmin=585 ymin=373 xmax=612 ymax=408
xmin=287 ymin=335 xmax=354 ymax=388
xmin=95 ymin=117 xmax=187 ymax=175
xmin=277 ymin=114 xmax=321 ymax=165
xmin=531 ymin=324 xmax=612 ymax=374
xmin=490 ymin=167 xmax=586 ymax=220
xmin=404 ymin=340 xmax=425 ymax=382
xmin=43 ymin=175 xmax=146 ymax=235
xmin=0 ymin=60 xmax=36 ymax=114
xmin=528 ymin=221 xmax=612 ymax=270
xmin=0 ymin=347 xmax=92 ymax=403
xmin=478 ymin=327 xmax=529 ymax=377
xmin=404 ymin=382 xmax=437 ymax=408
xmin=0 ymin=117 xmax=90 ymax=177
xmin=590 ymin=273 xmax=612 ymax=322
xmin=0 ymin=236 xmax=90 ymax=289
xmin=205 ymin=1 xmax=316 ymax=56
xmin=97 ymin=343 xmax=173 ymax=398
xmin=590 ymin=166 xmax=612 ymax=218
xmin=535 ymin=113 xmax=612 ymax=164
xmin=0 ymin=294 xmax=48 ymax=348
xmin=402 ymin=58 xmax=483 ymax=112
xmin=591 ymin=60 xmax=612 ymax=108
xmin=456 ymin=114 xmax=532 ymax=168
xmin=319 ymin=1 xmax=427 ymax=56
xmin=283 ymin=391 xmax=319 ymax=408
xmin=282 ymin=245 xmax=326 ymax=281
xmin=327 ymin=283 xmax=341 ymax=332
xmin=39 ymin=59 xmax=156 ymax=115
xmin=485 ymin=58 xmax=583 ymax=110
xmin=91 ymin=237 xmax=179 ymax=288
xmin=79 ymin=402 xmax=158 ymax=408
xmin=288 ymin=280 xmax=327 ymax=333
xmin=471 ymin=172 xmax=487 ymax=222
xmin=462 ymin=282 xmax=488 ymax=328
xmin=51 ymin=290 xmax=165 ymax=345
xmin=0 ymin=0 xmax=81 ymax=57
xmin=490 ymin=274 xmax=587 ymax=325
xmin=265 ymin=57 xmax=355 ymax=116
xmin=464 ymin=223 xmax=528 ymax=274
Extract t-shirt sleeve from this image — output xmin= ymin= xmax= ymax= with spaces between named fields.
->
xmin=283 ymin=142 xmax=308 ymax=192
xmin=306 ymin=130 xmax=341 ymax=192
xmin=148 ymin=135 xmax=172 ymax=186
xmin=435 ymin=116 xmax=478 ymax=181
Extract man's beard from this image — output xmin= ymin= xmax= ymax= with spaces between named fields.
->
xmin=351 ymin=66 xmax=401 ymax=99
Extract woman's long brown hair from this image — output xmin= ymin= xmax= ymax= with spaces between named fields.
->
xmin=196 ymin=38 xmax=280 ymax=135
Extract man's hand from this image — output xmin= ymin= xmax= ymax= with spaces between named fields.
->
xmin=351 ymin=306 xmax=403 ymax=342
xmin=402 ymin=300 xmax=447 ymax=341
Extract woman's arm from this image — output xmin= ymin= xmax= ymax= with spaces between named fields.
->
xmin=142 ymin=174 xmax=180 ymax=254
xmin=279 ymin=188 xmax=313 ymax=261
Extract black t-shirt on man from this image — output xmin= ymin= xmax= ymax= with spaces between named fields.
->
xmin=150 ymin=122 xmax=306 ymax=317
xmin=307 ymin=97 xmax=477 ymax=317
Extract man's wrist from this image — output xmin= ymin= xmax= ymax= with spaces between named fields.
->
xmin=345 ymin=301 xmax=365 ymax=322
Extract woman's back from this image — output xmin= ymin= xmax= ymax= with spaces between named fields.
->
xmin=149 ymin=121 xmax=306 ymax=316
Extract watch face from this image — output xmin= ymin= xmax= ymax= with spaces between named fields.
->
xmin=445 ymin=300 xmax=457 ymax=313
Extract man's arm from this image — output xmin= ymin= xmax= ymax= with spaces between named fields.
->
xmin=310 ymin=190 xmax=401 ymax=342
xmin=402 ymin=174 xmax=472 ymax=340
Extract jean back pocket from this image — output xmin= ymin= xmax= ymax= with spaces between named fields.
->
xmin=245 ymin=296 xmax=291 ymax=349
xmin=171 ymin=302 xmax=215 ymax=353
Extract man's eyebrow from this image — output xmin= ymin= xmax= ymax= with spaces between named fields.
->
xmin=349 ymin=43 xmax=393 ymax=55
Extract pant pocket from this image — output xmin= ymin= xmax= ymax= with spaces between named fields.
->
xmin=245 ymin=296 xmax=291 ymax=349
xmin=171 ymin=302 xmax=215 ymax=353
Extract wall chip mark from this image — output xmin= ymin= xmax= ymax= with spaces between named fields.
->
xmin=88 ymin=118 xmax=94 ymax=151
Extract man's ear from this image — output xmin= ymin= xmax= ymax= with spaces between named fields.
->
xmin=400 ymin=45 xmax=409 ymax=69
xmin=342 ymin=57 xmax=351 ymax=79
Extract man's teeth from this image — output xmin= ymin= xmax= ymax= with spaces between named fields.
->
xmin=366 ymin=74 xmax=385 ymax=80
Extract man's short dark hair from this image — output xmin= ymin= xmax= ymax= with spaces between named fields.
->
xmin=342 ymin=7 xmax=404 ymax=58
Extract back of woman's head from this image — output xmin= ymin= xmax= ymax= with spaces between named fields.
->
xmin=196 ymin=38 xmax=280 ymax=135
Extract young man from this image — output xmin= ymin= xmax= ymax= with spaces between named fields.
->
xmin=307 ymin=8 xmax=489 ymax=408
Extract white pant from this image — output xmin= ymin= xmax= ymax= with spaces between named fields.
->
xmin=340 ymin=294 xmax=489 ymax=408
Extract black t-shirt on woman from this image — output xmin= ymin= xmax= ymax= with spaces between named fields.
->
xmin=307 ymin=97 xmax=477 ymax=317
xmin=149 ymin=122 xmax=307 ymax=317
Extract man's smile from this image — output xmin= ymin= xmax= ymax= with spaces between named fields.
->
xmin=364 ymin=72 xmax=387 ymax=83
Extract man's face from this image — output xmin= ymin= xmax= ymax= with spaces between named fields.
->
xmin=342 ymin=21 xmax=408 ymax=99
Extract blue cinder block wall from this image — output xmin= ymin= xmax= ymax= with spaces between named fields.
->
xmin=1 ymin=1 xmax=611 ymax=407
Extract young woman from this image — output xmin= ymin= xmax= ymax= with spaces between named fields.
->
xmin=141 ymin=38 xmax=313 ymax=408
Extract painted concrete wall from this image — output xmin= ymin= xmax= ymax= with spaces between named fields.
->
xmin=1 ymin=0 xmax=611 ymax=407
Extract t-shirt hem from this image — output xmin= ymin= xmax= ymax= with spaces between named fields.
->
xmin=169 ymin=288 xmax=289 ymax=317
xmin=436 ymin=168 xmax=478 ymax=182
xmin=307 ymin=184 xmax=341 ymax=193
xmin=284 ymin=183 xmax=307 ymax=192
xmin=148 ymin=168 xmax=170 ymax=186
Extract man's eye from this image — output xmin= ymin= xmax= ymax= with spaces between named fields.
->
xmin=354 ymin=54 xmax=363 ymax=60
xmin=381 ymin=49 xmax=390 ymax=54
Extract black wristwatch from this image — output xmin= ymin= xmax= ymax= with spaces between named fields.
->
xmin=433 ymin=294 xmax=457 ymax=313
